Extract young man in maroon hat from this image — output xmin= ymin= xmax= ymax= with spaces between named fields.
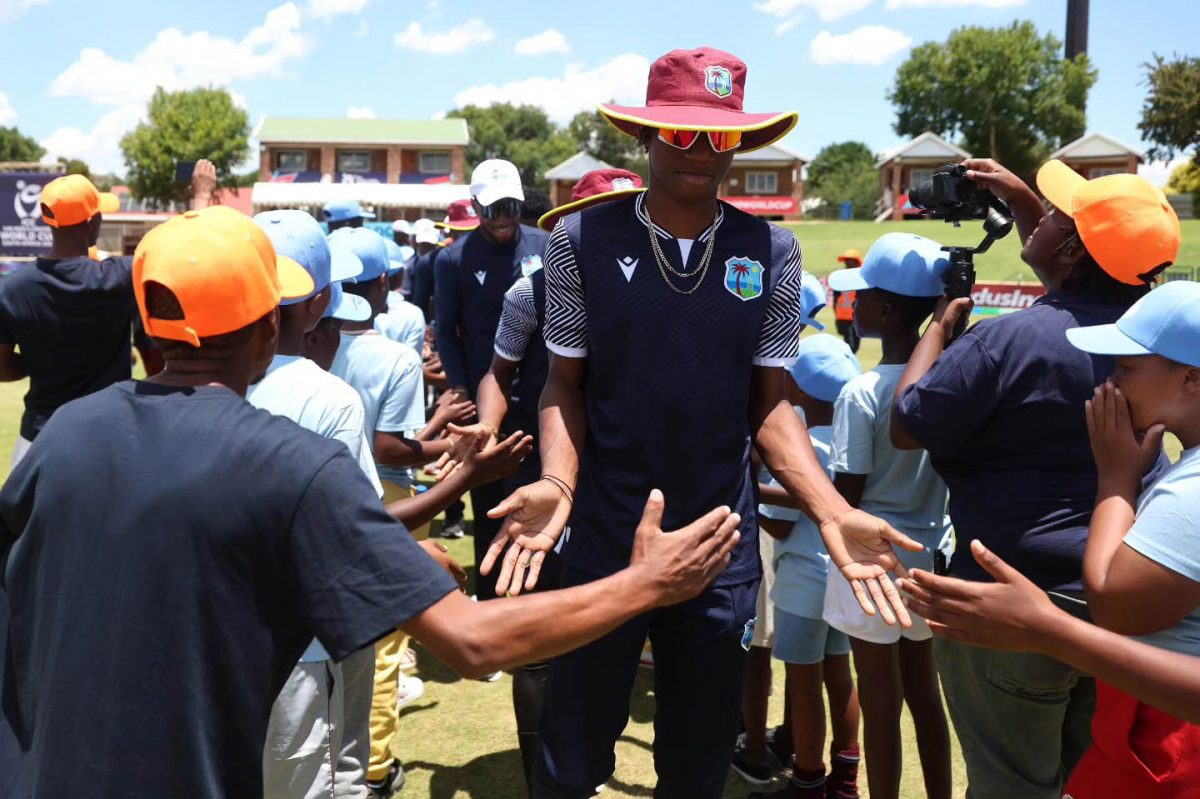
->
xmin=483 ymin=47 xmax=920 ymax=798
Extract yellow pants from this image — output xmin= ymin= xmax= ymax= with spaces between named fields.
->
xmin=368 ymin=481 xmax=429 ymax=780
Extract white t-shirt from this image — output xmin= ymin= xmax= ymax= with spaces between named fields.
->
xmin=247 ymin=353 xmax=384 ymax=661
xmin=331 ymin=331 xmax=426 ymax=487
xmin=762 ymin=423 xmax=834 ymax=618
xmin=830 ymin=364 xmax=951 ymax=554
xmin=1124 ymin=446 xmax=1200 ymax=656
xmin=376 ymin=291 xmax=426 ymax=354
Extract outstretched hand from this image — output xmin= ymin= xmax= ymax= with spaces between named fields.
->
xmin=898 ymin=539 xmax=1060 ymax=652
xmin=820 ymin=508 xmax=923 ymax=627
xmin=629 ymin=490 xmax=742 ymax=606
xmin=482 ymin=479 xmax=572 ymax=596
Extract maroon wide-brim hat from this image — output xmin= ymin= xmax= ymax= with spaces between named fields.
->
xmin=599 ymin=47 xmax=797 ymax=154
xmin=436 ymin=198 xmax=480 ymax=232
xmin=538 ymin=168 xmax=646 ymax=231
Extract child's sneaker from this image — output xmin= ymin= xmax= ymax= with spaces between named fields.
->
xmin=395 ymin=675 xmax=425 ymax=710
xmin=750 ymin=769 xmax=826 ymax=798
xmin=366 ymin=758 xmax=405 ymax=798
xmin=766 ymin=724 xmax=794 ymax=770
xmin=730 ymin=737 xmax=776 ymax=785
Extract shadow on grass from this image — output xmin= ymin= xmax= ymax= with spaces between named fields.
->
xmin=412 ymin=642 xmax=465 ymax=685
xmin=407 ymin=750 xmax=527 ymax=799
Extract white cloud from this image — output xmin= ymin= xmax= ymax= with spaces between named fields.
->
xmin=754 ymin=0 xmax=872 ymax=22
xmin=353 ymin=20 xmax=369 ymax=37
xmin=885 ymin=0 xmax=1025 ymax=7
xmin=306 ymin=0 xmax=368 ymax=20
xmin=0 ymin=92 xmax=15 ymax=125
xmin=810 ymin=25 xmax=912 ymax=65
xmin=515 ymin=28 xmax=569 ymax=56
xmin=40 ymin=104 xmax=145 ymax=174
xmin=775 ymin=17 xmax=803 ymax=35
xmin=453 ymin=53 xmax=649 ymax=124
xmin=431 ymin=110 xmax=447 ymax=120
xmin=1139 ymin=156 xmax=1189 ymax=189
xmin=51 ymin=3 xmax=310 ymax=108
xmin=0 ymin=0 xmax=47 ymax=24
xmin=394 ymin=18 xmax=494 ymax=55
xmin=347 ymin=105 xmax=376 ymax=119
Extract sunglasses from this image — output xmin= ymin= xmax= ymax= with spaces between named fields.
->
xmin=478 ymin=198 xmax=522 ymax=219
xmin=657 ymin=128 xmax=743 ymax=153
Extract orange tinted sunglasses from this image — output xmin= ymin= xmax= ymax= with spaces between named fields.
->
xmin=657 ymin=128 xmax=743 ymax=153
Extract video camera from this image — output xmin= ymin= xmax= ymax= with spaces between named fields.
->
xmin=908 ymin=164 xmax=1014 ymax=300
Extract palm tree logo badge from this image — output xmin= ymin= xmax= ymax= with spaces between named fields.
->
xmin=724 ymin=257 xmax=763 ymax=301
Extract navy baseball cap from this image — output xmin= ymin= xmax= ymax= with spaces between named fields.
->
xmin=800 ymin=272 xmax=827 ymax=331
xmin=788 ymin=333 xmax=861 ymax=402
xmin=328 ymin=227 xmax=389 ymax=283
xmin=322 ymin=199 xmax=376 ymax=224
xmin=827 ymin=233 xmax=950 ymax=298
xmin=1066 ymin=281 xmax=1200 ymax=368
xmin=254 ymin=210 xmax=363 ymax=304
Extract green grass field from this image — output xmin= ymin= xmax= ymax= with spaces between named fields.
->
xmin=0 ymin=218 xmax=1195 ymax=796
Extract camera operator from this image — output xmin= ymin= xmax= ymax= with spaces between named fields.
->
xmin=888 ymin=158 xmax=1181 ymax=799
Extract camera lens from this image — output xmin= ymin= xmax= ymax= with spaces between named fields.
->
xmin=909 ymin=179 xmax=937 ymax=209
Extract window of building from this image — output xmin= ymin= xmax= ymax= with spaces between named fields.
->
xmin=338 ymin=150 xmax=372 ymax=174
xmin=745 ymin=172 xmax=778 ymax=194
xmin=419 ymin=151 xmax=452 ymax=174
xmin=1089 ymin=167 xmax=1125 ymax=179
xmin=276 ymin=150 xmax=308 ymax=171
xmin=908 ymin=169 xmax=934 ymax=191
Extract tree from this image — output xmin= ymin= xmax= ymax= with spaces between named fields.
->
xmin=0 ymin=125 xmax=45 ymax=163
xmin=446 ymin=103 xmax=577 ymax=190
xmin=120 ymin=87 xmax=250 ymax=208
xmin=57 ymin=157 xmax=91 ymax=179
xmin=567 ymin=109 xmax=647 ymax=177
xmin=1167 ymin=159 xmax=1200 ymax=199
xmin=1139 ymin=54 xmax=1200 ymax=163
xmin=805 ymin=141 xmax=879 ymax=218
xmin=888 ymin=21 xmax=1097 ymax=180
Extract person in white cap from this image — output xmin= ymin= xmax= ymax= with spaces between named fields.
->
xmin=433 ymin=160 xmax=549 ymax=601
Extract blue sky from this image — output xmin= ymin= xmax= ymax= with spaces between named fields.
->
xmin=0 ymin=0 xmax=1195 ymax=182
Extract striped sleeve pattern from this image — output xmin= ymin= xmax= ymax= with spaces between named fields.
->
xmin=542 ymin=221 xmax=589 ymax=358
xmin=494 ymin=277 xmax=538 ymax=362
xmin=754 ymin=234 xmax=805 ymax=367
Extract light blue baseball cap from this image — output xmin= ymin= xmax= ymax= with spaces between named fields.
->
xmin=800 ymin=272 xmax=828 ymax=331
xmin=254 ymin=210 xmax=364 ymax=305
xmin=322 ymin=281 xmax=372 ymax=322
xmin=1066 ymin=281 xmax=1200 ymax=368
xmin=788 ymin=333 xmax=862 ymax=403
xmin=827 ymin=233 xmax=950 ymax=298
xmin=383 ymin=238 xmax=409 ymax=277
xmin=328 ymin=227 xmax=390 ymax=283
xmin=322 ymin=199 xmax=376 ymax=223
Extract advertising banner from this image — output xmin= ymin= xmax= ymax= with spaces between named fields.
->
xmin=970 ymin=281 xmax=1046 ymax=316
xmin=0 ymin=172 xmax=53 ymax=257
xmin=722 ymin=195 xmax=798 ymax=216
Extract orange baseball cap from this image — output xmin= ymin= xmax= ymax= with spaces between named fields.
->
xmin=39 ymin=174 xmax=120 ymax=227
xmin=1036 ymin=159 xmax=1180 ymax=286
xmin=133 ymin=206 xmax=314 ymax=347
xmin=836 ymin=249 xmax=863 ymax=263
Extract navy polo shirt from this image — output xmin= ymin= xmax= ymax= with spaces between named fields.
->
xmin=410 ymin=248 xmax=439 ymax=322
xmin=895 ymin=291 xmax=1168 ymax=592
xmin=434 ymin=225 xmax=548 ymax=396
xmin=544 ymin=194 xmax=804 ymax=587
xmin=0 ymin=256 xmax=135 ymax=441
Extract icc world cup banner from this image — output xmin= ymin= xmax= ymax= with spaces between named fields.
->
xmin=0 ymin=173 xmax=53 ymax=257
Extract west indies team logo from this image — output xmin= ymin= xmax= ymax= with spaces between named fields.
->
xmin=724 ymin=256 xmax=763 ymax=301
xmin=704 ymin=65 xmax=733 ymax=99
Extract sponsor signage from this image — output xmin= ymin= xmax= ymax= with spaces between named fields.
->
xmin=970 ymin=281 xmax=1046 ymax=316
xmin=0 ymin=172 xmax=53 ymax=257
xmin=722 ymin=195 xmax=798 ymax=216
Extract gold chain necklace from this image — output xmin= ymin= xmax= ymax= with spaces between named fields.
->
xmin=646 ymin=206 xmax=719 ymax=295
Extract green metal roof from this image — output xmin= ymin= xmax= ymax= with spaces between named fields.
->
xmin=255 ymin=117 xmax=469 ymax=146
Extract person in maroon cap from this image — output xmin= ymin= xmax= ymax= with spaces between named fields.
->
xmin=482 ymin=47 xmax=920 ymax=799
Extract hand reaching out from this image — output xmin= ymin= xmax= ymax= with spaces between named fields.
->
xmin=819 ymin=508 xmax=924 ymax=627
xmin=482 ymin=479 xmax=573 ymax=596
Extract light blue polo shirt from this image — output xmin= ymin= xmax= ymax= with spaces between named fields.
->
xmin=331 ymin=331 xmax=426 ymax=488
xmin=763 ymin=424 xmax=835 ymax=618
xmin=376 ymin=291 xmax=426 ymax=354
xmin=1125 ymin=446 xmax=1200 ymax=656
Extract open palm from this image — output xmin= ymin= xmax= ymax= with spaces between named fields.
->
xmin=820 ymin=508 xmax=922 ymax=626
xmin=482 ymin=479 xmax=572 ymax=596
